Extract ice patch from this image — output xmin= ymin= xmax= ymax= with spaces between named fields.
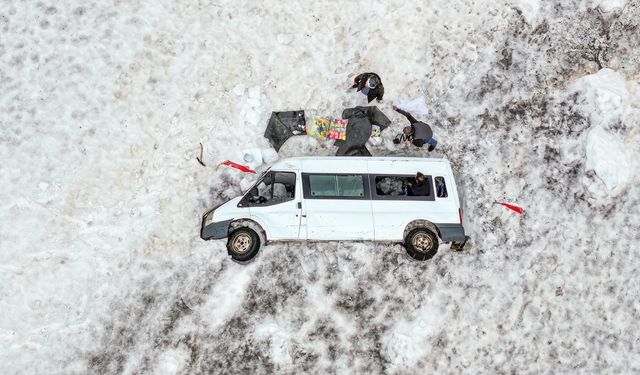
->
xmin=232 ymin=84 xmax=245 ymax=96
xmin=155 ymin=346 xmax=190 ymax=374
xmin=238 ymin=86 xmax=262 ymax=127
xmin=261 ymin=148 xmax=279 ymax=164
xmin=585 ymin=126 xmax=632 ymax=193
xmin=382 ymin=304 xmax=447 ymax=372
xmin=248 ymin=86 xmax=261 ymax=100
xmin=276 ymin=33 xmax=293 ymax=45
xmin=199 ymin=266 xmax=253 ymax=330
xmin=570 ymin=68 xmax=627 ymax=124
xmin=254 ymin=318 xmax=294 ymax=367
xmin=572 ymin=68 xmax=637 ymax=195
xmin=510 ymin=0 xmax=542 ymax=23
xmin=596 ymin=0 xmax=626 ymax=12
xmin=241 ymin=147 xmax=264 ymax=170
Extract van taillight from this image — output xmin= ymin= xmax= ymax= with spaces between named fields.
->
xmin=459 ymin=208 xmax=463 ymax=224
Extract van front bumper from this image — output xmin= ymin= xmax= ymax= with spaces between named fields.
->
xmin=435 ymin=223 xmax=466 ymax=242
xmin=200 ymin=217 xmax=232 ymax=240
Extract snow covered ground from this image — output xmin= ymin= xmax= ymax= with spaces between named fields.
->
xmin=1 ymin=0 xmax=639 ymax=373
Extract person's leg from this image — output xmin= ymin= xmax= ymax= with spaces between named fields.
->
xmin=427 ymin=138 xmax=437 ymax=152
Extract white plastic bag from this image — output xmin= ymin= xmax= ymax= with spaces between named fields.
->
xmin=396 ymin=96 xmax=428 ymax=115
xmin=368 ymin=125 xmax=382 ymax=146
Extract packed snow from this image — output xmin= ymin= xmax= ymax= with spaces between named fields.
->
xmin=1 ymin=0 xmax=639 ymax=374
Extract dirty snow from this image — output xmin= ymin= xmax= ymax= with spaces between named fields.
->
xmin=1 ymin=0 xmax=640 ymax=374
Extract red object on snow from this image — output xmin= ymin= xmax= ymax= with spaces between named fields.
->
xmin=498 ymin=202 xmax=524 ymax=214
xmin=222 ymin=160 xmax=256 ymax=174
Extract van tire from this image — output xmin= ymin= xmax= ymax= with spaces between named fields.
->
xmin=405 ymin=228 xmax=438 ymax=261
xmin=227 ymin=228 xmax=261 ymax=262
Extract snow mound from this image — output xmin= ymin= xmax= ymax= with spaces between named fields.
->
xmin=571 ymin=69 xmax=638 ymax=195
xmin=571 ymin=68 xmax=627 ymax=123
xmin=585 ymin=126 xmax=632 ymax=192
xmin=596 ymin=0 xmax=626 ymax=12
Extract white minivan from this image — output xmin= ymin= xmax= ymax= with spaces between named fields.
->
xmin=200 ymin=156 xmax=467 ymax=262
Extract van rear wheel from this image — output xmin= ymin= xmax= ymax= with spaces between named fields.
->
xmin=227 ymin=228 xmax=261 ymax=262
xmin=405 ymin=228 xmax=438 ymax=261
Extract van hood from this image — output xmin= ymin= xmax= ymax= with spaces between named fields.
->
xmin=216 ymin=196 xmax=243 ymax=214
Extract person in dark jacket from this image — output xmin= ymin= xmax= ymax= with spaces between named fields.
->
xmin=351 ymin=72 xmax=384 ymax=103
xmin=392 ymin=105 xmax=438 ymax=152
xmin=407 ymin=172 xmax=430 ymax=196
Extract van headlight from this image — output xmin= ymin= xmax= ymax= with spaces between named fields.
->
xmin=204 ymin=210 xmax=215 ymax=226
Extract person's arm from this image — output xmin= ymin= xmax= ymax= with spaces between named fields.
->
xmin=376 ymin=84 xmax=384 ymax=101
xmin=393 ymin=106 xmax=418 ymax=124
xmin=351 ymin=73 xmax=365 ymax=89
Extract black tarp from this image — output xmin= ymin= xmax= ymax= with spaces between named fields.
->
xmin=334 ymin=106 xmax=391 ymax=156
xmin=263 ymin=111 xmax=306 ymax=152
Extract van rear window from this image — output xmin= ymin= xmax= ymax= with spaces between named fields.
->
xmin=303 ymin=174 xmax=367 ymax=199
xmin=435 ymin=177 xmax=448 ymax=198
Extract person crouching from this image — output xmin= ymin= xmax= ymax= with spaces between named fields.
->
xmin=393 ymin=105 xmax=438 ymax=151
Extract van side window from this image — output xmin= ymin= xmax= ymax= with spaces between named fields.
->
xmin=371 ymin=175 xmax=435 ymax=201
xmin=308 ymin=175 xmax=336 ymax=196
xmin=337 ymin=175 xmax=365 ymax=197
xmin=246 ymin=171 xmax=296 ymax=205
xmin=375 ymin=176 xmax=405 ymax=196
xmin=435 ymin=177 xmax=448 ymax=198
xmin=304 ymin=174 xmax=367 ymax=199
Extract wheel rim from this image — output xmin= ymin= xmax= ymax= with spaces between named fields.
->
xmin=412 ymin=233 xmax=433 ymax=252
xmin=232 ymin=233 xmax=252 ymax=253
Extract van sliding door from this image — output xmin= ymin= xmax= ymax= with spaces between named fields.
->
xmin=301 ymin=173 xmax=374 ymax=240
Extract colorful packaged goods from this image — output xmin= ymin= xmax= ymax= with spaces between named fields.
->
xmin=307 ymin=118 xmax=329 ymax=140
xmin=328 ymin=118 xmax=348 ymax=140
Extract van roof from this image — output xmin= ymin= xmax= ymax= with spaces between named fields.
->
xmin=271 ymin=156 xmax=454 ymax=176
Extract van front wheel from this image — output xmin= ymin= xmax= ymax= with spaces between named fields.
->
xmin=227 ymin=228 xmax=261 ymax=262
xmin=405 ymin=228 xmax=438 ymax=261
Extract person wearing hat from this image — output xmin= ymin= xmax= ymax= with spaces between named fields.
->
xmin=350 ymin=72 xmax=384 ymax=103
xmin=392 ymin=105 xmax=438 ymax=152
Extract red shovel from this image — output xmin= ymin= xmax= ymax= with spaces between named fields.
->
xmin=221 ymin=160 xmax=256 ymax=174
xmin=497 ymin=202 xmax=524 ymax=214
